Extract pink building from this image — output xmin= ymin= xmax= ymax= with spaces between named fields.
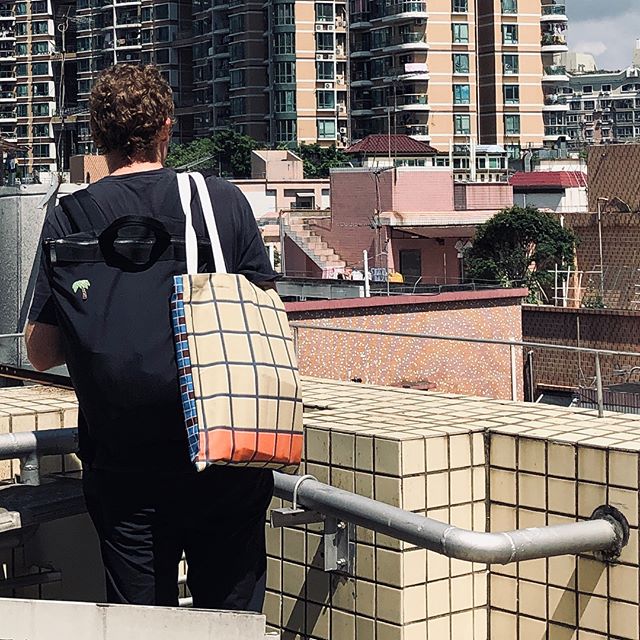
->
xmin=284 ymin=166 xmax=513 ymax=283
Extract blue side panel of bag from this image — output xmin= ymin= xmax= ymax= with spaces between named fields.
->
xmin=171 ymin=276 xmax=200 ymax=462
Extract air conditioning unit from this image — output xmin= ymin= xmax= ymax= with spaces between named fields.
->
xmin=339 ymin=126 xmax=347 ymax=133
xmin=208 ymin=47 xmax=213 ymax=56
xmin=324 ymin=82 xmax=333 ymax=89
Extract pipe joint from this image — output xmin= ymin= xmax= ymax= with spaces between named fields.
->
xmin=591 ymin=505 xmax=629 ymax=563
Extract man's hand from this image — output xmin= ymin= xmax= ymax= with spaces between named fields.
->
xmin=25 ymin=322 xmax=65 ymax=371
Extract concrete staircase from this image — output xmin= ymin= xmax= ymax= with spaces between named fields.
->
xmin=284 ymin=219 xmax=346 ymax=278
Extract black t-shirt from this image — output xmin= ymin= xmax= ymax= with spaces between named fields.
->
xmin=30 ymin=168 xmax=277 ymax=326
xmin=29 ymin=168 xmax=278 ymax=471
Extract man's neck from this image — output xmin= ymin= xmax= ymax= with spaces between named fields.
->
xmin=106 ymin=153 xmax=164 ymax=176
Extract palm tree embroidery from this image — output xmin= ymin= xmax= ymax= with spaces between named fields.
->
xmin=72 ymin=279 xmax=91 ymax=301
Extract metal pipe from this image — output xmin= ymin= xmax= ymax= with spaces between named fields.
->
xmin=273 ymin=474 xmax=627 ymax=564
xmin=0 ymin=429 xmax=78 ymax=460
xmin=288 ymin=322 xmax=640 ymax=359
xmin=595 ymin=352 xmax=605 ymax=418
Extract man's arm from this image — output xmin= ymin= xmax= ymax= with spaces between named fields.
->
xmin=25 ymin=321 xmax=65 ymax=371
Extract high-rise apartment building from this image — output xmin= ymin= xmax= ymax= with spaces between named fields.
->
xmin=7 ymin=0 xmax=76 ymax=175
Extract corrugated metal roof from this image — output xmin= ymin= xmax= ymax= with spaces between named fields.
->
xmin=509 ymin=171 xmax=588 ymax=189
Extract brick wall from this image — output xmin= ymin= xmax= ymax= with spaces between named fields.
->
xmin=557 ymin=211 xmax=640 ymax=309
xmin=522 ymin=305 xmax=640 ymax=392
xmin=587 ymin=144 xmax=640 ymax=213
xmin=287 ymin=289 xmax=527 ymax=400
xmin=69 ymin=155 xmax=109 ymax=184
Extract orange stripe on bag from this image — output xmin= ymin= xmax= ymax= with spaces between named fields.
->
xmin=198 ymin=429 xmax=303 ymax=465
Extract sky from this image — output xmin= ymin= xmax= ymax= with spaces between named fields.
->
xmin=566 ymin=0 xmax=640 ymax=70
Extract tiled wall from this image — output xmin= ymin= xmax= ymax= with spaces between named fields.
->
xmin=588 ymin=144 xmax=640 ymax=214
xmin=265 ymin=381 xmax=489 ymax=640
xmin=488 ymin=408 xmax=640 ymax=640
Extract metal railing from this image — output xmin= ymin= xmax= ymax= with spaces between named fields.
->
xmin=289 ymin=323 xmax=640 ymax=418
xmin=0 ymin=428 xmax=629 ymax=567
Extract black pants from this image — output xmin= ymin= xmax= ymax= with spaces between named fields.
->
xmin=83 ymin=465 xmax=273 ymax=610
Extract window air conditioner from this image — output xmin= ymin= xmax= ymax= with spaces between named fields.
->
xmin=324 ymin=82 xmax=333 ymax=89
xmin=339 ymin=126 xmax=347 ymax=133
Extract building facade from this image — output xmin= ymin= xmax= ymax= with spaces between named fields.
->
xmin=560 ymin=67 xmax=640 ymax=146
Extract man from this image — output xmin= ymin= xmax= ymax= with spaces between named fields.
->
xmin=26 ymin=64 xmax=277 ymax=610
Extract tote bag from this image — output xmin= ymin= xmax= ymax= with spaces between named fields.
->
xmin=171 ymin=172 xmax=303 ymax=472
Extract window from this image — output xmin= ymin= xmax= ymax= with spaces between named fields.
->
xmin=16 ymin=23 xmax=27 ymax=36
xmin=155 ymin=26 xmax=175 ymax=42
xmin=156 ymin=49 xmax=171 ymax=64
xmin=33 ymin=82 xmax=49 ymax=96
xmin=15 ymin=3 xmax=26 ymax=15
xmin=15 ymin=43 xmax=27 ymax=56
xmin=506 ymin=143 xmax=521 ymax=159
xmin=317 ymin=90 xmax=335 ymax=109
xmin=275 ymin=119 xmax=296 ymax=144
xmin=501 ymin=0 xmax=517 ymax=13
xmin=584 ymin=100 xmax=595 ymax=110
xmin=229 ymin=14 xmax=244 ymax=34
xmin=502 ymin=24 xmax=518 ymax=44
xmin=454 ymin=114 xmax=470 ymax=134
xmin=273 ymin=4 xmax=294 ymax=25
xmin=452 ymin=23 xmax=469 ymax=43
xmin=77 ymin=58 xmax=93 ymax=73
xmin=16 ymin=64 xmax=27 ymax=77
xmin=453 ymin=53 xmax=469 ymax=74
xmin=316 ymin=61 xmax=334 ymax=80
xmin=504 ymin=114 xmax=520 ymax=134
xmin=316 ymin=32 xmax=334 ymax=51
xmin=32 ymin=42 xmax=50 ymax=55
xmin=317 ymin=119 xmax=336 ymax=139
xmin=315 ymin=3 xmax=333 ymax=22
xmin=229 ymin=42 xmax=245 ymax=61
xmin=32 ymin=103 xmax=49 ymax=117
xmin=155 ymin=4 xmax=171 ymax=19
xmin=274 ymin=89 xmax=296 ymax=112
xmin=16 ymin=125 xmax=27 ymax=138
xmin=582 ymin=85 xmax=593 ymax=94
xmin=371 ymin=28 xmax=390 ymax=49
xmin=33 ymin=123 xmax=49 ymax=137
xmin=77 ymin=37 xmax=92 ymax=52
xmin=141 ymin=7 xmax=152 ymax=21
xmin=32 ymin=21 xmax=49 ymax=35
xmin=229 ymin=69 xmax=245 ymax=88
xmin=273 ymin=61 xmax=295 ymax=83
xmin=230 ymin=96 xmax=245 ymax=115
xmin=16 ymin=104 xmax=27 ymax=117
xmin=32 ymin=62 xmax=49 ymax=75
xmin=275 ymin=32 xmax=295 ymax=55
xmin=141 ymin=29 xmax=153 ymax=43
xmin=16 ymin=85 xmax=27 ymax=97
xmin=452 ymin=0 xmax=467 ymax=11
xmin=504 ymin=84 xmax=519 ymax=104
xmin=78 ymin=79 xmax=92 ymax=94
xmin=453 ymin=84 xmax=470 ymax=104
xmin=601 ymin=84 xmax=612 ymax=92
xmin=503 ymin=54 xmax=519 ymax=74
xmin=33 ymin=144 xmax=51 ymax=158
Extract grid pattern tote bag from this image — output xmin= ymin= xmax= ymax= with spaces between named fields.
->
xmin=171 ymin=172 xmax=303 ymax=472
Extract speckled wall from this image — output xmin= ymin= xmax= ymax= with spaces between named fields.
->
xmin=287 ymin=290 xmax=526 ymax=401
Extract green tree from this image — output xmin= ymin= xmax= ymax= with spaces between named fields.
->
xmin=166 ymin=131 xmax=262 ymax=178
xmin=287 ymin=143 xmax=349 ymax=178
xmin=464 ymin=205 xmax=576 ymax=302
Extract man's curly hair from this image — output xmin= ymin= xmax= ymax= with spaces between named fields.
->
xmin=89 ymin=64 xmax=174 ymax=161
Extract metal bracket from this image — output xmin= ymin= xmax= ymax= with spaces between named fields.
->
xmin=323 ymin=517 xmax=355 ymax=575
xmin=0 ymin=508 xmax=21 ymax=534
xmin=270 ymin=507 xmax=324 ymax=528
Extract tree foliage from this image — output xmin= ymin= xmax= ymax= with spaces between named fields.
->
xmin=464 ymin=205 xmax=576 ymax=300
xmin=166 ymin=130 xmax=261 ymax=178
xmin=287 ymin=143 xmax=349 ymax=178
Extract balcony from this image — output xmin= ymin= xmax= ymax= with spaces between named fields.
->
xmin=0 ymin=90 xmax=14 ymax=101
xmin=380 ymin=1 xmax=428 ymax=22
xmin=396 ymin=93 xmax=429 ymax=110
xmin=543 ymin=125 xmax=568 ymax=141
xmin=543 ymin=94 xmax=569 ymax=111
xmin=0 ymin=29 xmax=15 ymax=40
xmin=541 ymin=3 xmax=568 ymax=22
xmin=386 ymin=63 xmax=429 ymax=82
xmin=404 ymin=123 xmax=429 ymax=139
xmin=383 ymin=31 xmax=428 ymax=52
xmin=541 ymin=32 xmax=568 ymax=52
xmin=0 ymin=10 xmax=14 ymax=19
xmin=542 ymin=64 xmax=569 ymax=83
xmin=0 ymin=109 xmax=16 ymax=122
xmin=351 ymin=100 xmax=373 ymax=116
xmin=350 ymin=12 xmax=371 ymax=28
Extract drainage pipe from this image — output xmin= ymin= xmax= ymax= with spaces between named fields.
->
xmin=274 ymin=474 xmax=628 ymax=564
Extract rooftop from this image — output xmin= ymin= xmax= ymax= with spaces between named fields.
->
xmin=509 ymin=170 xmax=588 ymax=190
xmin=344 ymin=134 xmax=439 ymax=156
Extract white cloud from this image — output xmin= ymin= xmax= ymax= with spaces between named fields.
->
xmin=571 ymin=40 xmax=607 ymax=57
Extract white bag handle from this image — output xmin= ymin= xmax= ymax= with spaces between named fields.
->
xmin=176 ymin=172 xmax=228 ymax=275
